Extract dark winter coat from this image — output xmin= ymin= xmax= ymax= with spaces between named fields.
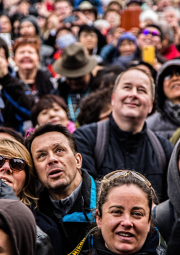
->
xmin=74 ymin=114 xmax=173 ymax=202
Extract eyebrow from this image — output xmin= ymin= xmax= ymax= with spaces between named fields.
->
xmin=35 ymin=143 xmax=64 ymax=153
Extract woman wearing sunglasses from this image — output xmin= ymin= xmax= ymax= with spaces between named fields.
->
xmin=78 ymin=170 xmax=166 ymax=255
xmin=0 ymin=138 xmax=62 ymax=255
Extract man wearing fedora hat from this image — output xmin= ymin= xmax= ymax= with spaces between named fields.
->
xmin=52 ymin=43 xmax=97 ymax=122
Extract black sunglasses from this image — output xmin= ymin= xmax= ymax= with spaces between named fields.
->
xmin=164 ymin=70 xmax=180 ymax=81
xmin=0 ymin=155 xmax=28 ymax=172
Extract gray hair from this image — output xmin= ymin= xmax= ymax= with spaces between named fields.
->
xmin=159 ymin=21 xmax=174 ymax=45
xmin=164 ymin=6 xmax=180 ymax=19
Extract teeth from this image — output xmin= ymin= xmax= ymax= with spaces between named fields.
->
xmin=1 ymin=179 xmax=7 ymax=182
xmin=119 ymin=233 xmax=132 ymax=237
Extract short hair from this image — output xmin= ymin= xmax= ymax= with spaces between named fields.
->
xmin=159 ymin=22 xmax=174 ymax=45
xmin=78 ymin=25 xmax=98 ymax=38
xmin=0 ymin=138 xmax=37 ymax=207
xmin=0 ymin=38 xmax=9 ymax=60
xmin=56 ymin=26 xmax=72 ymax=38
xmin=25 ymin=123 xmax=78 ymax=156
xmin=31 ymin=94 xmax=68 ymax=127
xmin=77 ymin=88 xmax=112 ymax=125
xmin=13 ymin=36 xmax=41 ymax=55
xmin=0 ymin=127 xmax=24 ymax=144
xmin=104 ymin=8 xmax=120 ymax=18
xmin=113 ymin=67 xmax=155 ymax=101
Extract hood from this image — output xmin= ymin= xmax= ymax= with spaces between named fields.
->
xmin=168 ymin=138 xmax=180 ymax=216
xmin=0 ymin=199 xmax=36 ymax=255
xmin=156 ymin=59 xmax=180 ymax=112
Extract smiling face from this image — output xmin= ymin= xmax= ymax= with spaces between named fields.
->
xmin=0 ymin=155 xmax=26 ymax=196
xmin=31 ymin=132 xmax=82 ymax=199
xmin=96 ymin=185 xmax=151 ymax=255
xmin=14 ymin=44 xmax=39 ymax=71
xmin=119 ymin=39 xmax=136 ymax=56
xmin=37 ymin=103 xmax=68 ymax=127
xmin=137 ymin=27 xmax=162 ymax=50
xmin=112 ymin=69 xmax=153 ymax=123
xmin=163 ymin=68 xmax=180 ymax=104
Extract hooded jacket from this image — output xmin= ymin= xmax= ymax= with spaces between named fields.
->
xmin=0 ymin=199 xmax=36 ymax=255
xmin=146 ymin=60 xmax=180 ymax=139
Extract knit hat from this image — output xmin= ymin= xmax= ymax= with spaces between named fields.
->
xmin=139 ymin=9 xmax=158 ymax=24
xmin=117 ymin=32 xmax=137 ymax=48
xmin=19 ymin=15 xmax=40 ymax=36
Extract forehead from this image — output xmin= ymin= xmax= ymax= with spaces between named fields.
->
xmin=118 ymin=70 xmax=151 ymax=87
xmin=20 ymin=21 xmax=34 ymax=28
xmin=31 ymin=131 xmax=70 ymax=151
xmin=146 ymin=26 xmax=160 ymax=34
xmin=15 ymin=44 xmax=36 ymax=52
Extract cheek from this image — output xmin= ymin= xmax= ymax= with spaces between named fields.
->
xmin=13 ymin=171 xmax=26 ymax=195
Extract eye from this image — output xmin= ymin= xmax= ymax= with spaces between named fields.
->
xmin=132 ymin=211 xmax=143 ymax=217
xmin=111 ymin=210 xmax=123 ymax=215
xmin=56 ymin=148 xmax=64 ymax=153
xmin=38 ymin=153 xmax=46 ymax=159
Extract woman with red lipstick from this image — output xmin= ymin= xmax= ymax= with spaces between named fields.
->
xmin=79 ymin=170 xmax=166 ymax=255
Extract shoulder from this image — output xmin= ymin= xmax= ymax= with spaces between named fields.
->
xmin=154 ymin=133 xmax=174 ymax=160
xmin=146 ymin=112 xmax=163 ymax=127
xmin=74 ymin=122 xmax=97 ymax=139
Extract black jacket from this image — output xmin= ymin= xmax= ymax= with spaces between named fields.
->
xmin=38 ymin=169 xmax=99 ymax=255
xmin=0 ymin=73 xmax=35 ymax=130
xmin=74 ymin=115 xmax=173 ymax=202
xmin=82 ymin=230 xmax=165 ymax=255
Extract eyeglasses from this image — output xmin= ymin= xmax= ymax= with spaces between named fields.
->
xmin=164 ymin=70 xmax=180 ymax=81
xmin=0 ymin=155 xmax=28 ymax=172
xmin=104 ymin=170 xmax=152 ymax=188
xmin=142 ymin=29 xmax=160 ymax=37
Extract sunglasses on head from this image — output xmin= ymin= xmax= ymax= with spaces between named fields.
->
xmin=0 ymin=155 xmax=28 ymax=172
xmin=142 ymin=29 xmax=160 ymax=37
xmin=104 ymin=170 xmax=152 ymax=188
xmin=164 ymin=70 xmax=180 ymax=81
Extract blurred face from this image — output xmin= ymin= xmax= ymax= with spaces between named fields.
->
xmin=19 ymin=21 xmax=36 ymax=37
xmin=14 ymin=45 xmax=39 ymax=71
xmin=105 ymin=11 xmax=120 ymax=27
xmin=0 ymin=229 xmax=15 ymax=255
xmin=79 ymin=31 xmax=98 ymax=52
xmin=31 ymin=132 xmax=82 ymax=198
xmin=96 ymin=185 xmax=151 ymax=255
xmin=81 ymin=10 xmax=96 ymax=22
xmin=164 ymin=10 xmax=178 ymax=24
xmin=0 ymin=15 xmax=12 ymax=33
xmin=54 ymin=1 xmax=72 ymax=18
xmin=119 ymin=40 xmax=136 ymax=56
xmin=163 ymin=68 xmax=180 ymax=104
xmin=37 ymin=16 xmax=47 ymax=29
xmin=137 ymin=27 xmax=162 ymax=50
xmin=66 ymin=74 xmax=90 ymax=91
xmin=0 ymin=155 xmax=26 ymax=195
xmin=37 ymin=103 xmax=68 ymax=127
xmin=112 ymin=70 xmax=153 ymax=122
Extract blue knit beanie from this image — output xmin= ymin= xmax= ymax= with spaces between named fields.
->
xmin=117 ymin=32 xmax=137 ymax=48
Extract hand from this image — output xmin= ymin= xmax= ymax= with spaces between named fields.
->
xmin=0 ymin=56 xmax=8 ymax=78
xmin=72 ymin=11 xmax=91 ymax=26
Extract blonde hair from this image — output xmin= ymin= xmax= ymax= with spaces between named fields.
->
xmin=0 ymin=138 xmax=38 ymax=207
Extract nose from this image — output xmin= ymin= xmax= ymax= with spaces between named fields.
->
xmin=48 ymin=109 xmax=56 ymax=118
xmin=48 ymin=152 xmax=59 ymax=165
xmin=0 ymin=161 xmax=12 ymax=174
xmin=120 ymin=215 xmax=133 ymax=228
xmin=129 ymin=87 xmax=138 ymax=97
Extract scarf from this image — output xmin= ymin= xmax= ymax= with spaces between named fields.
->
xmin=163 ymin=99 xmax=180 ymax=125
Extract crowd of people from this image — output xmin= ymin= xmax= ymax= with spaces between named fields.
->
xmin=1 ymin=0 xmax=180 ymax=254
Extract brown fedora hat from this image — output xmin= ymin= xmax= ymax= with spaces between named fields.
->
xmin=53 ymin=43 xmax=97 ymax=78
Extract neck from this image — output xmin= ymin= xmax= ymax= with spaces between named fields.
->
xmin=49 ymin=171 xmax=82 ymax=200
xmin=18 ymin=68 xmax=37 ymax=84
xmin=112 ymin=112 xmax=144 ymax=134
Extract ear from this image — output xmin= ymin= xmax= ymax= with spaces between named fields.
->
xmin=75 ymin=153 xmax=82 ymax=170
xmin=148 ymin=101 xmax=153 ymax=114
xmin=96 ymin=209 xmax=101 ymax=228
xmin=111 ymin=93 xmax=115 ymax=106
